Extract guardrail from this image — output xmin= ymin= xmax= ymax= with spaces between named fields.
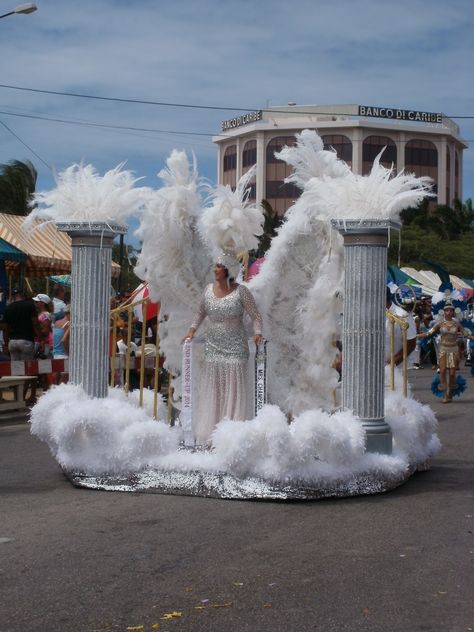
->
xmin=110 ymin=296 xmax=170 ymax=421
xmin=386 ymin=309 xmax=409 ymax=397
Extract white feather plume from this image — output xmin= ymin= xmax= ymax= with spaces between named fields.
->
xmin=199 ymin=166 xmax=264 ymax=256
xmin=247 ymin=196 xmax=343 ymax=413
xmin=275 ymin=129 xmax=351 ymax=188
xmin=246 ymin=131 xmax=349 ymax=413
xmin=304 ymin=150 xmax=433 ymax=221
xmin=134 ymin=150 xmax=210 ymax=373
xmin=26 ymin=163 xmax=150 ymax=228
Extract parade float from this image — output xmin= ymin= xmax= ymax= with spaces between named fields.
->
xmin=28 ymin=131 xmax=440 ymax=500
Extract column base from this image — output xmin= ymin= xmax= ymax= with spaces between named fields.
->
xmin=361 ymin=418 xmax=393 ymax=455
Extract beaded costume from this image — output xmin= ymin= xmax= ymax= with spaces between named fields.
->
xmin=437 ymin=320 xmax=460 ymax=369
xmin=191 ymin=283 xmax=262 ymax=445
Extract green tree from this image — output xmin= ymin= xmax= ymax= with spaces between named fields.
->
xmin=112 ymin=242 xmax=141 ymax=293
xmin=400 ymin=198 xmax=474 ymax=240
xmin=389 ymin=199 xmax=474 ymax=278
xmin=250 ymin=199 xmax=283 ymax=258
xmin=0 ymin=159 xmax=37 ymax=215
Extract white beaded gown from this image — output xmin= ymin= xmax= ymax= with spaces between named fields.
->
xmin=191 ymin=283 xmax=262 ymax=445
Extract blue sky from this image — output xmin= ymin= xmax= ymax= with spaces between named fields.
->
xmin=0 ymin=0 xmax=473 ymax=248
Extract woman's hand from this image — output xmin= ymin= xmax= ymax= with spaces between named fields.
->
xmin=254 ymin=334 xmax=264 ymax=346
xmin=181 ymin=329 xmax=195 ymax=344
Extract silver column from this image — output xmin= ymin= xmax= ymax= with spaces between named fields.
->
xmin=57 ymin=222 xmax=127 ymax=398
xmin=332 ymin=219 xmax=399 ymax=455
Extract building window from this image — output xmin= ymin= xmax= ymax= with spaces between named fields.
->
xmin=222 ymin=144 xmax=237 ymax=188
xmin=405 ymin=139 xmax=438 ymax=205
xmin=362 ymin=135 xmax=396 ymax=174
xmin=266 ymin=136 xmax=296 ymax=163
xmin=265 ymin=136 xmax=298 ymax=214
xmin=446 ymin=146 xmax=450 ymax=172
xmin=455 ymin=151 xmax=460 ymax=200
xmin=247 ymin=183 xmax=256 ymax=200
xmin=322 ymin=134 xmax=352 ymax=164
xmin=265 ymin=181 xmax=300 ymax=198
xmin=242 ymin=140 xmax=257 ymax=168
xmin=405 ymin=139 xmax=438 ymax=168
xmin=223 ymin=145 xmax=237 ymax=172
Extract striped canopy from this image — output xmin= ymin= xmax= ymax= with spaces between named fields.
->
xmin=0 ymin=213 xmax=120 ymax=278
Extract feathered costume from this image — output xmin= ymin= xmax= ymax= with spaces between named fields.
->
xmin=427 ymin=263 xmax=472 ymax=396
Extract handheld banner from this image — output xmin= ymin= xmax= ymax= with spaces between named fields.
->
xmin=180 ymin=340 xmax=194 ymax=446
xmin=254 ymin=341 xmax=267 ymax=416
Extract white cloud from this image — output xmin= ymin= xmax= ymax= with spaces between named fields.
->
xmin=0 ymin=0 xmax=472 ymax=204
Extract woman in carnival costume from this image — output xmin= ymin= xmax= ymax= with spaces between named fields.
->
xmin=184 ymin=250 xmax=263 ymax=445
xmin=419 ymin=301 xmax=472 ymax=403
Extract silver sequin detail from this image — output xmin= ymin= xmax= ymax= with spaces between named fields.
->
xmin=192 ymin=284 xmax=262 ymax=364
xmin=190 ymin=284 xmax=263 ymax=444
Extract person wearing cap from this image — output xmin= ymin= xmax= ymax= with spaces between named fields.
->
xmin=418 ymin=301 xmax=471 ymax=402
xmin=33 ymin=294 xmax=53 ymax=359
xmin=183 ymin=252 xmax=263 ymax=446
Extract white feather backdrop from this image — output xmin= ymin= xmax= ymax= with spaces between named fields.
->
xmin=247 ymin=131 xmax=347 ymax=413
xmin=248 ymin=130 xmax=434 ymax=415
xmin=134 ymin=150 xmax=210 ymax=372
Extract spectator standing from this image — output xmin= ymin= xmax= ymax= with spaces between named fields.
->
xmin=4 ymin=289 xmax=38 ymax=360
xmin=33 ymin=293 xmax=53 ymax=392
xmin=33 ymin=294 xmax=53 ymax=359
xmin=3 ymin=288 xmax=39 ymax=405
xmin=52 ymin=285 xmax=67 ymax=321
xmin=53 ymin=304 xmax=70 ymax=384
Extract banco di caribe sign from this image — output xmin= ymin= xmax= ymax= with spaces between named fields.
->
xmin=221 ymin=110 xmax=263 ymax=132
xmin=358 ymin=105 xmax=443 ymax=124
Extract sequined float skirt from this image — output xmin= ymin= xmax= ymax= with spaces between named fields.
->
xmin=193 ymin=320 xmax=249 ymax=445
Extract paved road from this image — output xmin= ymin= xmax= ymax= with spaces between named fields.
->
xmin=1 ymin=369 xmax=473 ymax=632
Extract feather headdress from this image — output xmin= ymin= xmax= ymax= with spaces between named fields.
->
xmin=199 ymin=166 xmax=264 ymax=263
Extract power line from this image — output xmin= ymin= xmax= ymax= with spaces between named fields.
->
xmin=0 ymin=109 xmax=218 ymax=138
xmin=1 ymin=83 xmax=473 ymax=119
xmin=0 ymin=83 xmax=250 ymax=113
xmin=0 ymin=119 xmax=51 ymax=170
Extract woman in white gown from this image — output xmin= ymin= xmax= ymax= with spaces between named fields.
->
xmin=184 ymin=254 xmax=263 ymax=445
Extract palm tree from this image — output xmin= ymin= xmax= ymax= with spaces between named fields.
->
xmin=0 ymin=159 xmax=37 ymax=215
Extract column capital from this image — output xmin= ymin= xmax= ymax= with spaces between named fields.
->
xmin=331 ymin=218 xmax=400 ymax=236
xmin=56 ymin=221 xmax=127 ymax=240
